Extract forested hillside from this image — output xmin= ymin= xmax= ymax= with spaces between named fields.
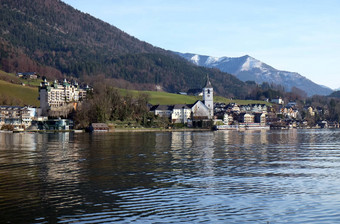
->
xmin=0 ymin=0 xmax=250 ymax=98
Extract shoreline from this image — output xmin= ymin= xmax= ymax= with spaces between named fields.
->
xmin=2 ymin=126 xmax=339 ymax=134
xmin=111 ymin=128 xmax=211 ymax=132
xmin=0 ymin=128 xmax=212 ymax=134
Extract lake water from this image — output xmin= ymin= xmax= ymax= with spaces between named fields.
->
xmin=1 ymin=129 xmax=340 ymax=223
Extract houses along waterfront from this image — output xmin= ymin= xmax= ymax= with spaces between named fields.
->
xmin=0 ymin=75 xmax=339 ymax=131
xmin=0 ymin=78 xmax=91 ymax=131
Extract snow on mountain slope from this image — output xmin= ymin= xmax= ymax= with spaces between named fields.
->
xmin=240 ymin=56 xmax=264 ymax=71
xmin=176 ymin=52 xmax=333 ymax=96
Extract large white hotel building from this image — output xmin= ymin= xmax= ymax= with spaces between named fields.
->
xmin=39 ymin=79 xmax=91 ymax=115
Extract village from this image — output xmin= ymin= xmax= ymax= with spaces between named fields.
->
xmin=0 ymin=75 xmax=338 ymax=132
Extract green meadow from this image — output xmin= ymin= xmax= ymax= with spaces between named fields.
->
xmin=0 ymin=69 xmax=269 ymax=107
xmin=120 ymin=89 xmax=270 ymax=106
xmin=0 ymin=79 xmax=39 ymax=106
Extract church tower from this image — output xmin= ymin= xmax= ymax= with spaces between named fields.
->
xmin=203 ymin=75 xmax=214 ymax=119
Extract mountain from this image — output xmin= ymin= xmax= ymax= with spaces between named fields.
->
xmin=329 ymin=91 xmax=340 ymax=98
xmin=176 ymin=53 xmax=333 ymax=97
xmin=0 ymin=0 xmax=250 ymax=99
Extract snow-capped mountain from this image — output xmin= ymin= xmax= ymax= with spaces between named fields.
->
xmin=175 ymin=52 xmax=333 ymax=96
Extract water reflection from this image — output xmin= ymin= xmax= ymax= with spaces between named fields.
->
xmin=1 ymin=130 xmax=340 ymax=223
xmin=169 ymin=132 xmax=216 ymax=187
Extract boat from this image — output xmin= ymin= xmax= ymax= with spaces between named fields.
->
xmin=214 ymin=125 xmax=243 ymax=130
xmin=244 ymin=123 xmax=270 ymax=130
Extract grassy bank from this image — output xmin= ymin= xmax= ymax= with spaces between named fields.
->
xmin=119 ymin=89 xmax=200 ymax=105
xmin=0 ymin=69 xmax=269 ymax=107
xmin=120 ymin=89 xmax=270 ymax=106
xmin=0 ymin=79 xmax=39 ymax=106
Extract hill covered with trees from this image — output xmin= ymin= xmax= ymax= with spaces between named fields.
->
xmin=0 ymin=0 xmax=251 ymax=98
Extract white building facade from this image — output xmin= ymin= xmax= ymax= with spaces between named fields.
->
xmin=171 ymin=104 xmax=192 ymax=123
xmin=0 ymin=106 xmax=38 ymax=130
xmin=203 ymin=75 xmax=214 ymax=119
xmin=39 ymin=79 xmax=91 ymax=115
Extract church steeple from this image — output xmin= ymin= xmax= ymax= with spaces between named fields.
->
xmin=203 ymin=74 xmax=214 ymax=119
xmin=205 ymin=74 xmax=212 ymax=88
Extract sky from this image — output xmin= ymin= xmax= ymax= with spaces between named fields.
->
xmin=63 ymin=0 xmax=340 ymax=89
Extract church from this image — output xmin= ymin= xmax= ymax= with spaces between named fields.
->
xmin=150 ymin=75 xmax=214 ymax=124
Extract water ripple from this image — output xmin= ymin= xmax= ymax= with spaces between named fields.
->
xmin=1 ymin=130 xmax=340 ymax=223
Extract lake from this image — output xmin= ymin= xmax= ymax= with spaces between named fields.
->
xmin=1 ymin=129 xmax=340 ymax=223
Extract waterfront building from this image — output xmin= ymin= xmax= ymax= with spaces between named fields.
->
xmin=0 ymin=106 xmax=38 ymax=130
xmin=171 ymin=104 xmax=191 ymax=123
xmin=37 ymin=119 xmax=73 ymax=130
xmin=239 ymin=113 xmax=255 ymax=124
xmin=254 ymin=113 xmax=267 ymax=125
xmin=39 ymin=79 xmax=91 ymax=116
xmin=223 ymin=113 xmax=233 ymax=125
xmin=152 ymin=105 xmax=173 ymax=118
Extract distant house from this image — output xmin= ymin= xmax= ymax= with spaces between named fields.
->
xmin=187 ymin=88 xmax=203 ymax=96
xmin=223 ymin=113 xmax=233 ymax=125
xmin=235 ymin=113 xmax=255 ymax=124
xmin=306 ymin=106 xmax=315 ymax=117
xmin=251 ymin=104 xmax=268 ymax=113
xmin=271 ymin=97 xmax=284 ymax=105
xmin=89 ymin=123 xmax=109 ymax=132
xmin=230 ymin=103 xmax=241 ymax=113
xmin=16 ymin=72 xmax=38 ymax=79
xmin=287 ymin=101 xmax=297 ymax=107
xmin=280 ymin=106 xmax=299 ymax=119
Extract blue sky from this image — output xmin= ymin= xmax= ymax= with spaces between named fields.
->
xmin=63 ymin=0 xmax=340 ymax=89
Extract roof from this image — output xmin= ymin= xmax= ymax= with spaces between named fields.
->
xmin=204 ymin=75 xmax=212 ymax=88
xmin=189 ymin=100 xmax=208 ymax=109
xmin=250 ymin=104 xmax=267 ymax=107
xmin=154 ymin=105 xmax=174 ymax=111
xmin=173 ymin=104 xmax=190 ymax=109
